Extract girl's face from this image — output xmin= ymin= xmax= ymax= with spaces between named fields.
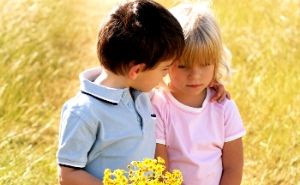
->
xmin=168 ymin=61 xmax=215 ymax=96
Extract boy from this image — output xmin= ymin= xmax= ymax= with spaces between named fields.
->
xmin=57 ymin=0 xmax=185 ymax=184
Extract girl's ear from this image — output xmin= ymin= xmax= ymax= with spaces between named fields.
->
xmin=128 ymin=63 xmax=146 ymax=80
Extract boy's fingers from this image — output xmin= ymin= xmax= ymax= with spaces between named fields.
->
xmin=225 ymin=90 xmax=231 ymax=99
xmin=210 ymin=84 xmax=226 ymax=102
xmin=218 ymin=92 xmax=226 ymax=102
xmin=209 ymin=81 xmax=216 ymax=88
xmin=210 ymin=96 xmax=217 ymax=102
xmin=210 ymin=89 xmax=221 ymax=102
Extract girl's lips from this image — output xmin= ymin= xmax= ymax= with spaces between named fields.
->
xmin=186 ymin=84 xmax=203 ymax=88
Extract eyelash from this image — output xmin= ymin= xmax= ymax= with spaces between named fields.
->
xmin=177 ymin=65 xmax=186 ymax=68
xmin=178 ymin=64 xmax=212 ymax=68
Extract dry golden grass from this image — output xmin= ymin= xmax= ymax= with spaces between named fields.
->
xmin=0 ymin=0 xmax=299 ymax=184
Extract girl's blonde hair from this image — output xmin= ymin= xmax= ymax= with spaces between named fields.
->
xmin=170 ymin=2 xmax=231 ymax=83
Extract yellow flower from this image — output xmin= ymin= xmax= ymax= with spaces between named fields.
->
xmin=102 ymin=158 xmax=183 ymax=185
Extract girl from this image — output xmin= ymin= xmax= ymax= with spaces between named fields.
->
xmin=152 ymin=3 xmax=246 ymax=185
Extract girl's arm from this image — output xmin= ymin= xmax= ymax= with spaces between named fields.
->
xmin=155 ymin=143 xmax=169 ymax=170
xmin=59 ymin=165 xmax=103 ymax=185
xmin=220 ymin=138 xmax=244 ymax=185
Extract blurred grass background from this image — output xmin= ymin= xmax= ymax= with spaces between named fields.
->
xmin=0 ymin=0 xmax=299 ymax=184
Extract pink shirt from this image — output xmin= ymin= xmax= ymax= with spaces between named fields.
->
xmin=151 ymin=88 xmax=246 ymax=185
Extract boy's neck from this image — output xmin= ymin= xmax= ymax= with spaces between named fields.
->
xmin=94 ymin=69 xmax=130 ymax=89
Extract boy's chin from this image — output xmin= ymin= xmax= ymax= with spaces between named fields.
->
xmin=136 ymin=87 xmax=152 ymax=92
xmin=131 ymin=85 xmax=153 ymax=92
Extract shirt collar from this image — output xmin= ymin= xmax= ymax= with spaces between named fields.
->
xmin=165 ymin=87 xmax=211 ymax=113
xmin=79 ymin=67 xmax=131 ymax=105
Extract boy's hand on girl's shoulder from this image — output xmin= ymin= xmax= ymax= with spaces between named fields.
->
xmin=209 ymin=81 xmax=231 ymax=103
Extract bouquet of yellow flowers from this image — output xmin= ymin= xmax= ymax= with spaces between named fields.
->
xmin=103 ymin=157 xmax=183 ymax=185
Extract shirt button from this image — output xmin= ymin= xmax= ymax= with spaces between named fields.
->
xmin=137 ymin=117 xmax=141 ymax=122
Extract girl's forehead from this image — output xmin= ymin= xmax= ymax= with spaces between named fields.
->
xmin=176 ymin=58 xmax=215 ymax=66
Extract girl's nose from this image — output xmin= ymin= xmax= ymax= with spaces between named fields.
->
xmin=188 ymin=67 xmax=202 ymax=79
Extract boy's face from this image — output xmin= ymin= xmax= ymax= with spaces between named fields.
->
xmin=131 ymin=59 xmax=173 ymax=92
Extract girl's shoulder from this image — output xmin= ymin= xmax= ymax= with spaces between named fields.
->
xmin=150 ymin=87 xmax=169 ymax=104
xmin=208 ymin=88 xmax=238 ymax=110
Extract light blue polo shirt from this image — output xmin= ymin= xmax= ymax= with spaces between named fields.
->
xmin=57 ymin=67 xmax=156 ymax=180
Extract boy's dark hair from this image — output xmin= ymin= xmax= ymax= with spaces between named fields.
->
xmin=97 ymin=0 xmax=185 ymax=75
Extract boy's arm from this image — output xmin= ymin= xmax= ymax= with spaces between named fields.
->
xmin=155 ymin=143 xmax=169 ymax=170
xmin=220 ymin=138 xmax=244 ymax=185
xmin=59 ymin=165 xmax=103 ymax=185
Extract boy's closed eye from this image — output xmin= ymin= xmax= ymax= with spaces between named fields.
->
xmin=177 ymin=65 xmax=187 ymax=69
xmin=163 ymin=63 xmax=173 ymax=71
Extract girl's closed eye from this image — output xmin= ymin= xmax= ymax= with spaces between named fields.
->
xmin=200 ymin=62 xmax=213 ymax=67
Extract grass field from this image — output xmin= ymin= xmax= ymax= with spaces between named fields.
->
xmin=0 ymin=0 xmax=299 ymax=184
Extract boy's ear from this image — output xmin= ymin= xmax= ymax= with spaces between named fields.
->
xmin=128 ymin=63 xmax=145 ymax=80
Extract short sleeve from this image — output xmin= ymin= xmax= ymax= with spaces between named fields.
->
xmin=57 ymin=110 xmax=97 ymax=168
xmin=224 ymin=100 xmax=246 ymax=142
xmin=154 ymin=114 xmax=167 ymax=145
xmin=151 ymin=91 xmax=168 ymax=145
